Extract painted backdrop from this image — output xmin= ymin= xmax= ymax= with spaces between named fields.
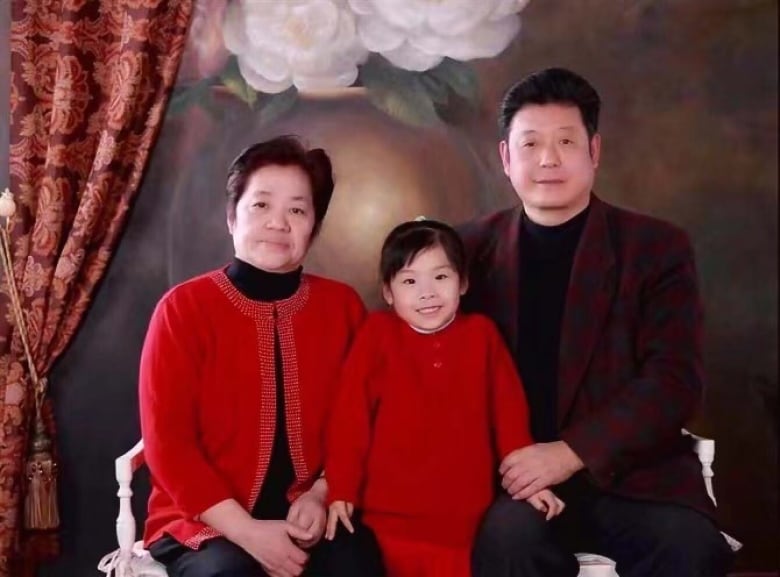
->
xmin=26 ymin=1 xmax=778 ymax=575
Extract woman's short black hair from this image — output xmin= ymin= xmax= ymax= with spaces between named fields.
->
xmin=225 ymin=135 xmax=334 ymax=235
xmin=380 ymin=218 xmax=467 ymax=285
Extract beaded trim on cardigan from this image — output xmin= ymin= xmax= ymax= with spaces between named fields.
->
xmin=210 ymin=270 xmax=311 ymax=318
xmin=184 ymin=270 xmax=312 ymax=550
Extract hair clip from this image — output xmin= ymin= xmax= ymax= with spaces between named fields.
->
xmin=414 ymin=215 xmax=427 ymax=222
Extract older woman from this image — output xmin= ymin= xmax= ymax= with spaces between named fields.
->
xmin=139 ymin=136 xmax=384 ymax=577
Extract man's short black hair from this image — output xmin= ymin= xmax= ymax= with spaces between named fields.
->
xmin=498 ymin=67 xmax=601 ymax=141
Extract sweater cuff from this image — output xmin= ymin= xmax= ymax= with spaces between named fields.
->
xmin=325 ymin=478 xmax=360 ymax=506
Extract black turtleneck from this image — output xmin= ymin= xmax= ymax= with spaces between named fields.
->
xmin=518 ymin=206 xmax=589 ymax=442
xmin=226 ymin=257 xmax=301 ymax=520
xmin=226 ymin=257 xmax=302 ymax=301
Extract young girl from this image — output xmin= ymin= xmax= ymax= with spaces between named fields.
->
xmin=324 ymin=218 xmax=564 ymax=577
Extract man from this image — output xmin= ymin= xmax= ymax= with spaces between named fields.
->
xmin=459 ymin=68 xmax=734 ymax=577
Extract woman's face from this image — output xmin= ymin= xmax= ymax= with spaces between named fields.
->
xmin=228 ymin=164 xmax=316 ymax=273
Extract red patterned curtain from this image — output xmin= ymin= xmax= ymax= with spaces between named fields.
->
xmin=0 ymin=1 xmax=193 ymax=574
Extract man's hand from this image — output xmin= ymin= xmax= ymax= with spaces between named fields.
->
xmin=499 ymin=441 xmax=584 ymax=500
xmin=286 ymin=488 xmax=327 ymax=549
xmin=234 ymin=519 xmax=311 ymax=577
xmin=325 ymin=500 xmax=355 ymax=541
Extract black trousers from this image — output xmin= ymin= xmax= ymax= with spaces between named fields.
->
xmin=471 ymin=479 xmax=735 ymax=577
xmin=149 ymin=514 xmax=385 ymax=577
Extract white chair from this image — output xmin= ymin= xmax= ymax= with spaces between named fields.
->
xmin=575 ymin=430 xmax=741 ymax=577
xmin=98 ymin=440 xmax=167 ymax=577
xmin=98 ymin=432 xmax=740 ymax=577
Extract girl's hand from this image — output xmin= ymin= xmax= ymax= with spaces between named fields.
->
xmin=527 ymin=489 xmax=565 ymax=521
xmin=325 ymin=500 xmax=354 ymax=541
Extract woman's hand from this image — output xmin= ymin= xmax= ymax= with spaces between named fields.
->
xmin=199 ymin=499 xmax=312 ymax=576
xmin=235 ymin=519 xmax=312 ymax=577
xmin=286 ymin=487 xmax=327 ymax=549
xmin=325 ymin=500 xmax=354 ymax=541
xmin=526 ymin=488 xmax=566 ymax=521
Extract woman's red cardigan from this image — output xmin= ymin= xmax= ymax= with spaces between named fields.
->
xmin=140 ymin=269 xmax=365 ymax=549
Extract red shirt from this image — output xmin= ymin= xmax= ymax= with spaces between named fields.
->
xmin=140 ymin=269 xmax=365 ymax=548
xmin=326 ymin=311 xmax=533 ymax=545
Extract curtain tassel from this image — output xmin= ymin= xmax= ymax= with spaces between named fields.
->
xmin=24 ymin=405 xmax=60 ymax=530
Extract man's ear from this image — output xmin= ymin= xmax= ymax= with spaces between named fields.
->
xmin=590 ymin=133 xmax=601 ymax=168
xmin=382 ymin=284 xmax=393 ymax=306
xmin=499 ymin=140 xmax=511 ymax=177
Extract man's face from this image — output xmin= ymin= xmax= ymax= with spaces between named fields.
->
xmin=500 ymin=103 xmax=600 ymax=225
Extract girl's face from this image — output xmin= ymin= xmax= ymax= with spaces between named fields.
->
xmin=383 ymin=244 xmax=467 ymax=333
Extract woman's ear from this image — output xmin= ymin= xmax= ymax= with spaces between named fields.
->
xmin=382 ymin=284 xmax=394 ymax=306
xmin=460 ymin=277 xmax=469 ymax=296
xmin=226 ymin=210 xmax=235 ymax=235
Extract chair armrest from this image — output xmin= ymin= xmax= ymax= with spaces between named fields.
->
xmin=115 ymin=440 xmax=145 ymax=559
xmin=116 ymin=439 xmax=145 ymax=484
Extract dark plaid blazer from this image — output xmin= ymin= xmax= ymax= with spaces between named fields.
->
xmin=458 ymin=195 xmax=715 ymax=518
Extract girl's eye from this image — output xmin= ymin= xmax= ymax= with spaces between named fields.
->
xmin=435 ymin=274 xmax=449 ymax=280
xmin=401 ymin=278 xmax=415 ymax=285
xmin=253 ymin=201 xmax=267 ymax=208
xmin=290 ymin=207 xmax=305 ymax=215
xmin=561 ymin=138 xmax=573 ymax=145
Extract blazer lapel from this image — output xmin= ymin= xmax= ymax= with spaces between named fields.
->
xmin=558 ymin=197 xmax=616 ymax=426
xmin=488 ymin=206 xmax=523 ymax=358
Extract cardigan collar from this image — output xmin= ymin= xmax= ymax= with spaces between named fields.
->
xmin=211 ymin=269 xmax=310 ymax=320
